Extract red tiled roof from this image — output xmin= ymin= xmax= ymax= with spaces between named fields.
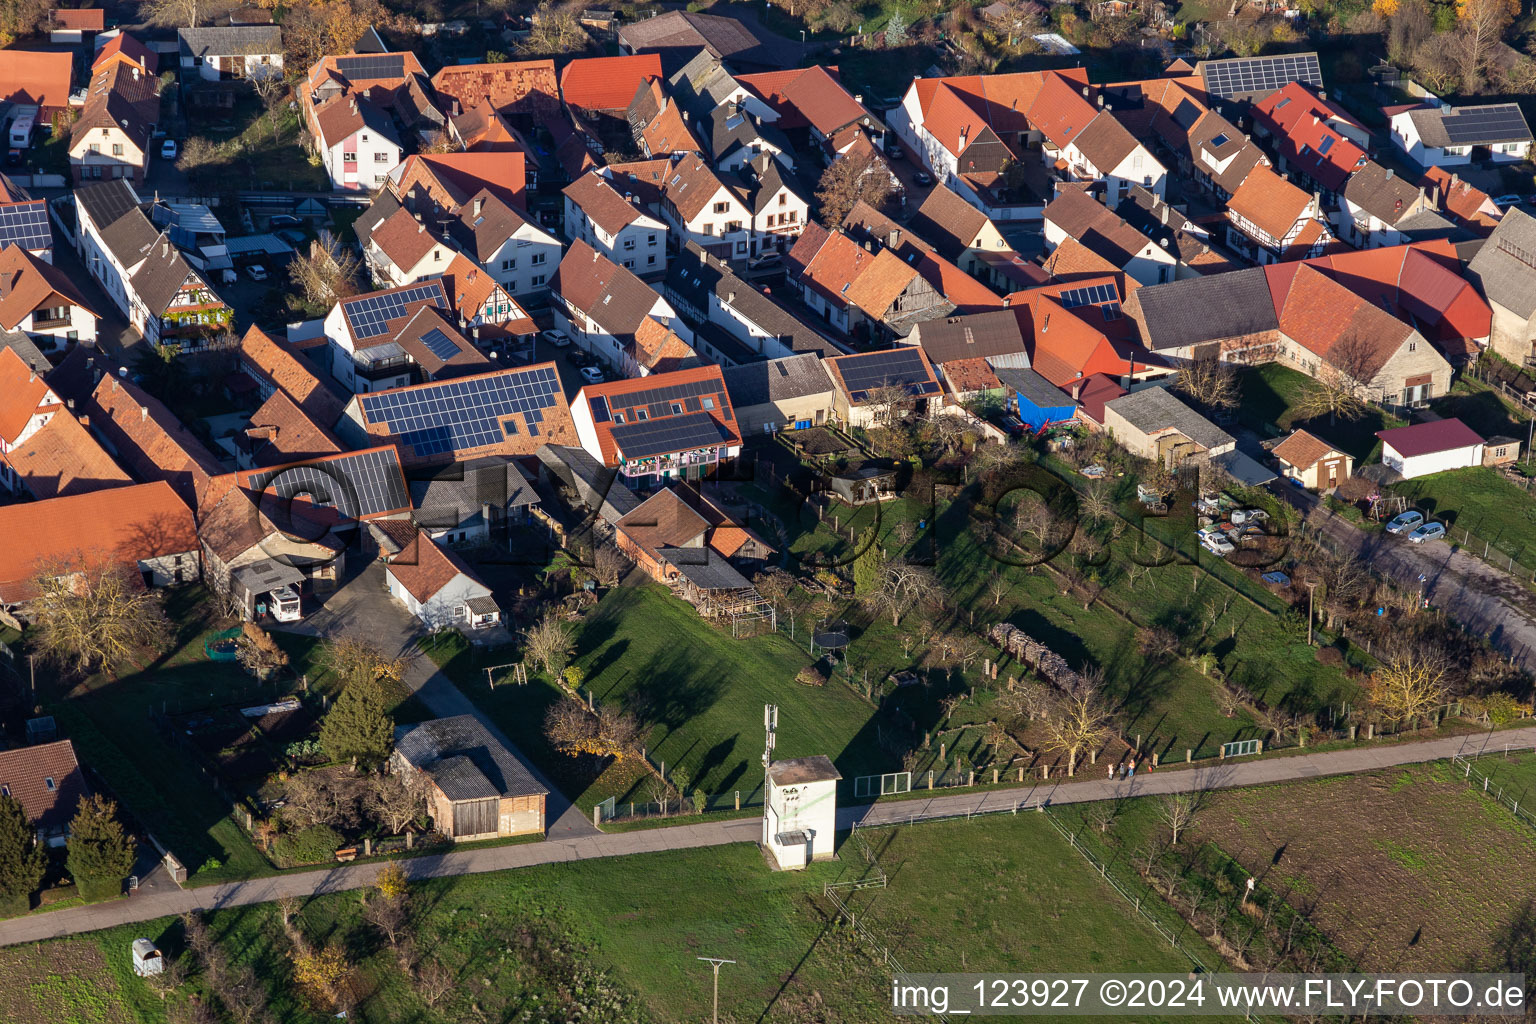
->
xmin=560 ymin=54 xmax=662 ymax=112
xmin=394 ymin=151 xmax=526 ymax=212
xmin=0 ymin=50 xmax=72 ymax=110
xmin=92 ymin=32 xmax=155 ymax=74
xmin=243 ymin=390 xmax=342 ymax=466
xmin=52 ymin=8 xmax=104 ymax=30
xmin=1229 ymin=166 xmax=1313 ymax=240
xmin=1252 ymin=82 xmax=1367 ymax=193
xmin=1420 ymin=166 xmax=1501 ymax=234
xmin=1271 ymin=263 xmax=1413 ymax=377
xmin=0 ymin=345 xmax=58 ymax=444
xmin=1027 ymin=72 xmax=1100 ymax=151
xmin=4 ymin=408 xmax=131 ymax=500
xmin=88 ymin=375 xmax=225 ymax=506
xmin=0 ymin=480 xmax=195 ymax=602
xmin=1377 ymin=418 xmax=1483 ymax=458
xmin=387 ymin=528 xmax=485 ymax=602
xmin=0 ymin=740 xmax=89 ymax=833
xmin=0 ymin=243 xmax=96 ymax=329
xmin=237 ymin=326 xmax=345 ymax=431
xmin=430 ymin=59 xmax=559 ymax=123
xmin=1271 ymin=428 xmax=1339 ymax=470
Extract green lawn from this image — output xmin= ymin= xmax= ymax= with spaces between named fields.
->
xmin=1393 ymin=466 xmax=1536 ymax=567
xmin=1237 ymin=363 xmax=1406 ymax=462
xmin=38 ymin=585 xmax=419 ymax=885
xmin=1433 ymin=376 xmax=1532 ymax=443
xmin=30 ymin=815 xmax=1234 ymax=1023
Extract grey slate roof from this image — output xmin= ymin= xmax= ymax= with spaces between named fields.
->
xmin=430 ymin=754 xmax=501 ymax=800
xmin=662 ymin=547 xmax=751 ymax=589
xmin=1132 ymin=267 xmax=1278 ymax=352
xmin=129 ymin=236 xmax=203 ymax=318
xmin=1467 ymin=207 xmax=1536 ymax=318
xmin=394 ymin=714 xmax=547 ymax=799
xmin=702 ymin=105 xmax=791 ymax=164
xmin=722 ymin=353 xmax=833 ymax=407
xmin=76 ymin=180 xmax=158 ymax=266
xmin=1105 ymin=386 xmax=1233 ymax=452
xmin=410 ymin=455 xmax=537 ymax=530
xmin=353 ymin=191 xmax=403 ymax=251
xmin=178 ymin=26 xmax=281 ymax=57
xmin=535 ymin=443 xmax=641 ymax=524
xmin=0 ymin=329 xmax=50 ymax=375
xmin=667 ymin=242 xmax=838 ymax=357
xmin=994 ymin=366 xmax=1072 ymax=411
xmin=906 ymin=310 xmax=1027 ymax=364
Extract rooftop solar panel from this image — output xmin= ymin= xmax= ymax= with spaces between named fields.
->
xmin=336 ymin=53 xmax=405 ymax=80
xmin=832 ymin=349 xmax=939 ymax=402
xmin=1058 ymin=283 xmax=1118 ymax=308
xmin=1438 ymin=104 xmax=1533 ymax=146
xmin=419 ymin=327 xmax=462 ymax=362
xmin=246 ymin=449 xmax=409 ymax=519
xmin=342 ymin=282 xmax=447 ymax=340
xmin=357 ymin=366 xmax=562 ymax=459
xmin=610 ymin=411 xmax=729 ymax=459
xmin=0 ymin=201 xmax=51 ymax=252
xmin=1201 ymin=53 xmax=1321 ymax=99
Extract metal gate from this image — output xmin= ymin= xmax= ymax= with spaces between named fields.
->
xmin=853 ymin=772 xmax=912 ymax=798
xmin=1222 ymin=739 xmax=1262 ymax=758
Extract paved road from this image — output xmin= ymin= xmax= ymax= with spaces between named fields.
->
xmin=1282 ymin=488 xmax=1536 ymax=673
xmin=3 ymin=726 xmax=1528 ymax=947
xmin=275 ymin=561 xmax=598 ymax=840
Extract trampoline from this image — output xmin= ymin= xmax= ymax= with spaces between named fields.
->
xmin=812 ymin=622 xmax=850 ymax=653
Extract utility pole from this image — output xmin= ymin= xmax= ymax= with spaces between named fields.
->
xmin=697 ymin=956 xmax=736 ymax=1024
xmin=1304 ymin=581 xmax=1318 ymax=646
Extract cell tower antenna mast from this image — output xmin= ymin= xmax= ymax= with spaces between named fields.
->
xmin=762 ymin=704 xmax=778 ymax=769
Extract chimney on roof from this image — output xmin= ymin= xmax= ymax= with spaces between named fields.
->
xmin=1429 ymin=183 xmax=1440 ymax=206
xmin=727 ymin=290 xmax=735 ymax=303
xmin=418 ymin=221 xmax=425 ymax=232
xmin=140 ymin=405 xmax=148 ymax=421
xmin=161 ymin=241 xmax=168 ymax=257
xmin=1385 ymin=167 xmax=1395 ymax=180
xmin=473 ymin=197 xmax=483 ymax=216
xmin=67 ymin=398 xmax=74 ymax=410
xmin=888 ymin=228 xmax=900 ymax=248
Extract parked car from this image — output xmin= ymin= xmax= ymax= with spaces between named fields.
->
xmin=747 ymin=251 xmax=783 ymax=272
xmin=246 ymin=264 xmax=269 ymax=282
xmin=1386 ymin=510 xmax=1424 ymax=535
xmin=914 ymin=170 xmax=933 ymax=186
xmin=275 ymin=228 xmax=309 ymax=246
xmin=566 ymin=349 xmax=596 ymax=368
xmin=580 ymin=366 xmax=606 ymax=384
xmin=1200 ymin=532 xmax=1235 ymax=556
xmin=1491 ymin=194 xmax=1524 ymax=207
xmin=160 ymin=139 xmax=177 ymax=161
xmin=885 ymin=145 xmax=904 ymax=160
xmin=269 ymin=214 xmax=303 ymax=229
xmin=1408 ymin=522 xmax=1447 ymax=544
xmin=541 ymin=328 xmax=571 ymax=348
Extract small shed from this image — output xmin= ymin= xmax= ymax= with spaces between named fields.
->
xmin=1272 ymin=428 xmax=1352 ymax=489
xmin=1484 ymin=434 xmax=1522 ymax=467
xmin=131 ymin=939 xmax=164 ymax=977
xmin=1376 ymin=418 xmax=1484 ymax=480
xmin=763 ymin=755 xmax=841 ymax=870
xmin=830 ymin=463 xmax=897 ymax=504
xmin=996 ymin=366 xmax=1076 ymax=431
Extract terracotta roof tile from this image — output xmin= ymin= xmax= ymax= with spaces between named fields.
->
xmin=430 ymin=59 xmax=559 ymax=123
xmin=366 ymin=205 xmax=447 ymax=271
xmin=237 ymin=326 xmax=345 ymax=430
xmin=0 ymin=740 xmax=89 ymax=833
xmin=564 ymin=171 xmax=646 ymax=235
xmin=1271 ymin=428 xmax=1337 ymax=469
xmin=616 ymin=486 xmax=710 ymax=558
xmin=386 ymin=528 xmax=484 ymax=602
xmin=560 ymin=54 xmax=662 ymax=111
xmin=4 ymin=409 xmax=130 ymax=499
xmin=0 ymin=345 xmax=58 ymax=444
xmin=577 ymin=364 xmax=739 ymax=466
xmin=243 ymin=390 xmax=342 ymax=466
xmin=88 ymin=375 xmax=224 ymax=505
xmin=0 ymin=243 xmax=96 ymax=330
xmin=0 ymin=49 xmax=73 ymax=109
xmin=1229 ymin=165 xmax=1313 ymax=240
xmin=843 ymin=247 xmax=919 ymax=318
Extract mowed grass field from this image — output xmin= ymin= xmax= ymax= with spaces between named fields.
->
xmin=14 ymin=816 xmax=1240 ymax=1024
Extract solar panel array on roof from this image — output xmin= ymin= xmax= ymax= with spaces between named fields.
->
xmin=419 ymin=327 xmax=461 ymax=362
xmin=0 ymin=201 xmax=50 ymax=251
xmin=833 ymin=349 xmax=939 ymax=402
xmin=1202 ymin=53 xmax=1321 ymax=99
xmin=342 ymin=282 xmax=446 ymax=339
xmin=336 ymin=53 xmax=405 ymax=80
xmin=608 ymin=376 xmax=723 ymax=416
xmin=246 ymin=449 xmax=409 ymax=519
xmin=610 ymin=411 xmax=728 ymax=459
xmin=358 ymin=366 xmax=561 ymax=458
xmin=1439 ymin=104 xmax=1532 ymax=146
xmin=1058 ymin=283 xmax=1118 ymax=308
xmin=1170 ymin=98 xmax=1203 ymax=130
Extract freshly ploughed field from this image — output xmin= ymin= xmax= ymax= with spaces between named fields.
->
xmin=1190 ymin=765 xmax=1536 ymax=972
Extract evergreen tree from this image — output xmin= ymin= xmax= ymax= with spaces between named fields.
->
xmin=853 ymin=533 xmax=881 ymax=596
xmin=0 ymin=793 xmax=46 ymax=913
xmin=67 ymin=795 xmax=136 ymax=902
xmin=319 ymin=678 xmax=394 ymax=767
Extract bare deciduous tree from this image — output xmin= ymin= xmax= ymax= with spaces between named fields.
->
xmin=1041 ymin=674 xmax=1115 ymax=777
xmin=522 ymin=608 xmax=575 ymax=677
xmin=592 ymin=545 xmax=630 ymax=587
xmin=1175 ymin=356 xmax=1239 ymax=411
xmin=283 ymin=771 xmax=343 ymax=829
xmin=1369 ymin=640 xmax=1449 ymax=728
xmin=290 ymin=230 xmax=362 ymax=307
xmin=1157 ymin=791 xmax=1202 ymax=844
xmin=370 ymin=771 xmax=427 ymax=834
xmin=29 ymin=558 xmax=170 ymax=674
xmin=864 ymin=559 xmax=942 ymax=626
xmin=518 ymin=1 xmax=589 ymax=56
xmin=815 ymin=149 xmax=894 ymax=225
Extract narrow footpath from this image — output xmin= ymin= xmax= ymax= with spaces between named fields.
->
xmin=3 ymin=727 xmax=1528 ymax=947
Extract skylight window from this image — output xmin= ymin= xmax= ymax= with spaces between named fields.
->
xmin=1276 ymin=97 xmax=1292 ymax=109
xmin=1210 ymin=132 xmax=1231 ymax=147
xmin=1318 ymin=136 xmax=1335 ymax=155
